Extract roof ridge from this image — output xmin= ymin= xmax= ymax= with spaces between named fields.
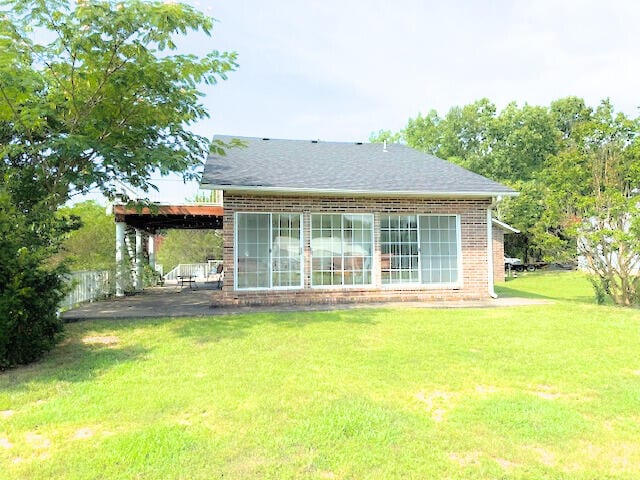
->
xmin=203 ymin=135 xmax=517 ymax=197
xmin=213 ymin=134 xmax=401 ymax=146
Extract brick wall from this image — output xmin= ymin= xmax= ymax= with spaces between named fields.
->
xmin=493 ymin=226 xmax=505 ymax=284
xmin=220 ymin=193 xmax=493 ymax=306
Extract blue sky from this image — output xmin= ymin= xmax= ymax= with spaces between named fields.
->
xmin=79 ymin=0 xmax=640 ymax=203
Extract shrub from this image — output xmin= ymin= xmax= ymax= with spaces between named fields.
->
xmin=0 ymin=192 xmax=67 ymax=368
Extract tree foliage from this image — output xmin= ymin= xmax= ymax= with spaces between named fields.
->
xmin=0 ymin=0 xmax=236 ymax=365
xmin=54 ymin=201 xmax=115 ymax=271
xmin=0 ymin=187 xmax=70 ymax=368
xmin=376 ymin=97 xmax=640 ymax=305
xmin=0 ymin=0 xmax=238 ymax=206
xmin=156 ymin=229 xmax=222 ymax=273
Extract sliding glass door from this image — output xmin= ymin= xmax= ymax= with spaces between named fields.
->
xmin=310 ymin=214 xmax=374 ymax=286
xmin=380 ymin=215 xmax=461 ymax=286
xmin=235 ymin=213 xmax=303 ymax=290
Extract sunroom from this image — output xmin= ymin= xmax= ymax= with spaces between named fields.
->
xmin=233 ymin=212 xmax=462 ymax=291
xmin=202 ymin=135 xmax=516 ymax=306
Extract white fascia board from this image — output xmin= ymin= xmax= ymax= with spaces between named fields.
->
xmin=201 ymin=184 xmax=519 ymax=199
xmin=491 ymin=218 xmax=521 ymax=234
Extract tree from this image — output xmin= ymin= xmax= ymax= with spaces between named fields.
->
xmin=395 ymin=99 xmax=562 ymax=262
xmin=0 ymin=0 xmax=237 ymax=366
xmin=486 ymin=103 xmax=560 ymax=183
xmin=369 ymin=129 xmax=402 ymax=144
xmin=53 ymin=201 xmax=115 ymax=271
xmin=404 ymin=100 xmax=496 ymax=166
xmin=566 ymin=101 xmax=640 ymax=304
xmin=401 ymin=100 xmax=559 ymax=185
xmin=0 ymin=186 xmax=71 ymax=368
xmin=373 ymin=97 xmax=640 ymax=306
xmin=0 ymin=0 xmax=238 ymax=207
xmin=156 ymin=229 xmax=222 ymax=273
xmin=549 ymin=96 xmax=593 ymax=138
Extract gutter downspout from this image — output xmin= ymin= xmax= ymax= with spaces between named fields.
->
xmin=487 ymin=197 xmax=500 ymax=299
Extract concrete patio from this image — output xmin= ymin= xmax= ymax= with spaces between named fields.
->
xmin=61 ymin=285 xmax=551 ymax=321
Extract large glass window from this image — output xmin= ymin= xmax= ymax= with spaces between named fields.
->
xmin=380 ymin=215 xmax=419 ymax=284
xmin=311 ymin=214 xmax=373 ymax=286
xmin=420 ymin=216 xmax=459 ymax=284
xmin=381 ymin=215 xmax=460 ymax=285
xmin=271 ymin=213 xmax=302 ymax=287
xmin=236 ymin=213 xmax=270 ymax=289
xmin=235 ymin=213 xmax=302 ymax=289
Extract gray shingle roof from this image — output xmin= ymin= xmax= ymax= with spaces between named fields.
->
xmin=201 ymin=135 xmax=516 ymax=197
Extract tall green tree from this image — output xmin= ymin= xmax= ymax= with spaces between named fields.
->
xmin=369 ymin=129 xmax=402 ymax=145
xmin=0 ymin=0 xmax=237 ymax=207
xmin=376 ymin=97 xmax=640 ymax=304
xmin=156 ymin=230 xmax=222 ymax=273
xmin=396 ymin=100 xmax=562 ymax=261
xmin=549 ymin=96 xmax=593 ymax=138
xmin=54 ymin=201 xmax=115 ymax=271
xmin=401 ymin=99 xmax=559 ymax=184
xmin=548 ymin=101 xmax=640 ymax=304
xmin=0 ymin=0 xmax=236 ymax=366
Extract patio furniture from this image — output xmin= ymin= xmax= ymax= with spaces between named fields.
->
xmin=215 ymin=263 xmax=224 ymax=289
xmin=177 ymin=275 xmax=197 ymax=290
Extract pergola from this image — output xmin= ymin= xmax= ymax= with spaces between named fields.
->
xmin=113 ymin=203 xmax=223 ymax=296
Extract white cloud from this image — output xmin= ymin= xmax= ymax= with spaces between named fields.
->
xmin=201 ymin=0 xmax=640 ymax=140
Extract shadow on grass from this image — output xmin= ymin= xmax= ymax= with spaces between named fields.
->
xmin=172 ymin=309 xmax=379 ymax=344
xmin=497 ymin=284 xmax=595 ymax=304
xmin=0 ymin=334 xmax=149 ymax=390
xmin=495 ymin=284 xmax=552 ymax=300
xmin=1 ymin=310 xmax=376 ymax=390
xmin=497 ymin=271 xmax=598 ymax=305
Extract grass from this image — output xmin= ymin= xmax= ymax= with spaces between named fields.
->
xmin=2 ymin=271 xmax=640 ymax=478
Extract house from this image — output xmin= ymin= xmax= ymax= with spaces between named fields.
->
xmin=201 ymin=136 xmax=517 ymax=305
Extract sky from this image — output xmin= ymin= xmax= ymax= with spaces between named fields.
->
xmin=76 ymin=0 xmax=640 ymax=204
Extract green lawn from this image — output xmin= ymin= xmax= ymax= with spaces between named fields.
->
xmin=2 ymin=272 xmax=640 ymax=479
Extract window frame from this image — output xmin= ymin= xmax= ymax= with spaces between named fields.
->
xmin=234 ymin=212 xmax=304 ymax=291
xmin=380 ymin=214 xmax=463 ymax=289
xmin=379 ymin=214 xmax=421 ymax=285
xmin=310 ymin=212 xmax=375 ymax=289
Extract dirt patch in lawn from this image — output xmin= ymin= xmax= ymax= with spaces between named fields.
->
xmin=0 ymin=437 xmax=13 ymax=449
xmin=533 ymin=391 xmax=564 ymax=400
xmin=494 ymin=457 xmax=520 ymax=469
xmin=415 ymin=390 xmax=456 ymax=422
xmin=448 ymin=451 xmax=481 ymax=466
xmin=0 ymin=409 xmax=15 ymax=418
xmin=530 ymin=446 xmax=556 ymax=466
xmin=475 ymin=385 xmax=499 ymax=396
xmin=25 ymin=432 xmax=51 ymax=449
xmin=529 ymin=384 xmax=593 ymax=402
xmin=73 ymin=428 xmax=94 ymax=440
xmin=81 ymin=335 xmax=119 ymax=346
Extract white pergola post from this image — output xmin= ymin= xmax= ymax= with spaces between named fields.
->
xmin=115 ymin=221 xmax=126 ymax=297
xmin=135 ymin=228 xmax=144 ymax=292
xmin=148 ymin=234 xmax=156 ymax=272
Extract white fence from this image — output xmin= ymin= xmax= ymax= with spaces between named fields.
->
xmin=164 ymin=261 xmax=222 ymax=281
xmin=61 ymin=270 xmax=114 ymax=310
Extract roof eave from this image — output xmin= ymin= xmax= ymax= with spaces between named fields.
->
xmin=492 ymin=218 xmax=521 ymax=233
xmin=201 ymin=184 xmax=519 ymax=199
